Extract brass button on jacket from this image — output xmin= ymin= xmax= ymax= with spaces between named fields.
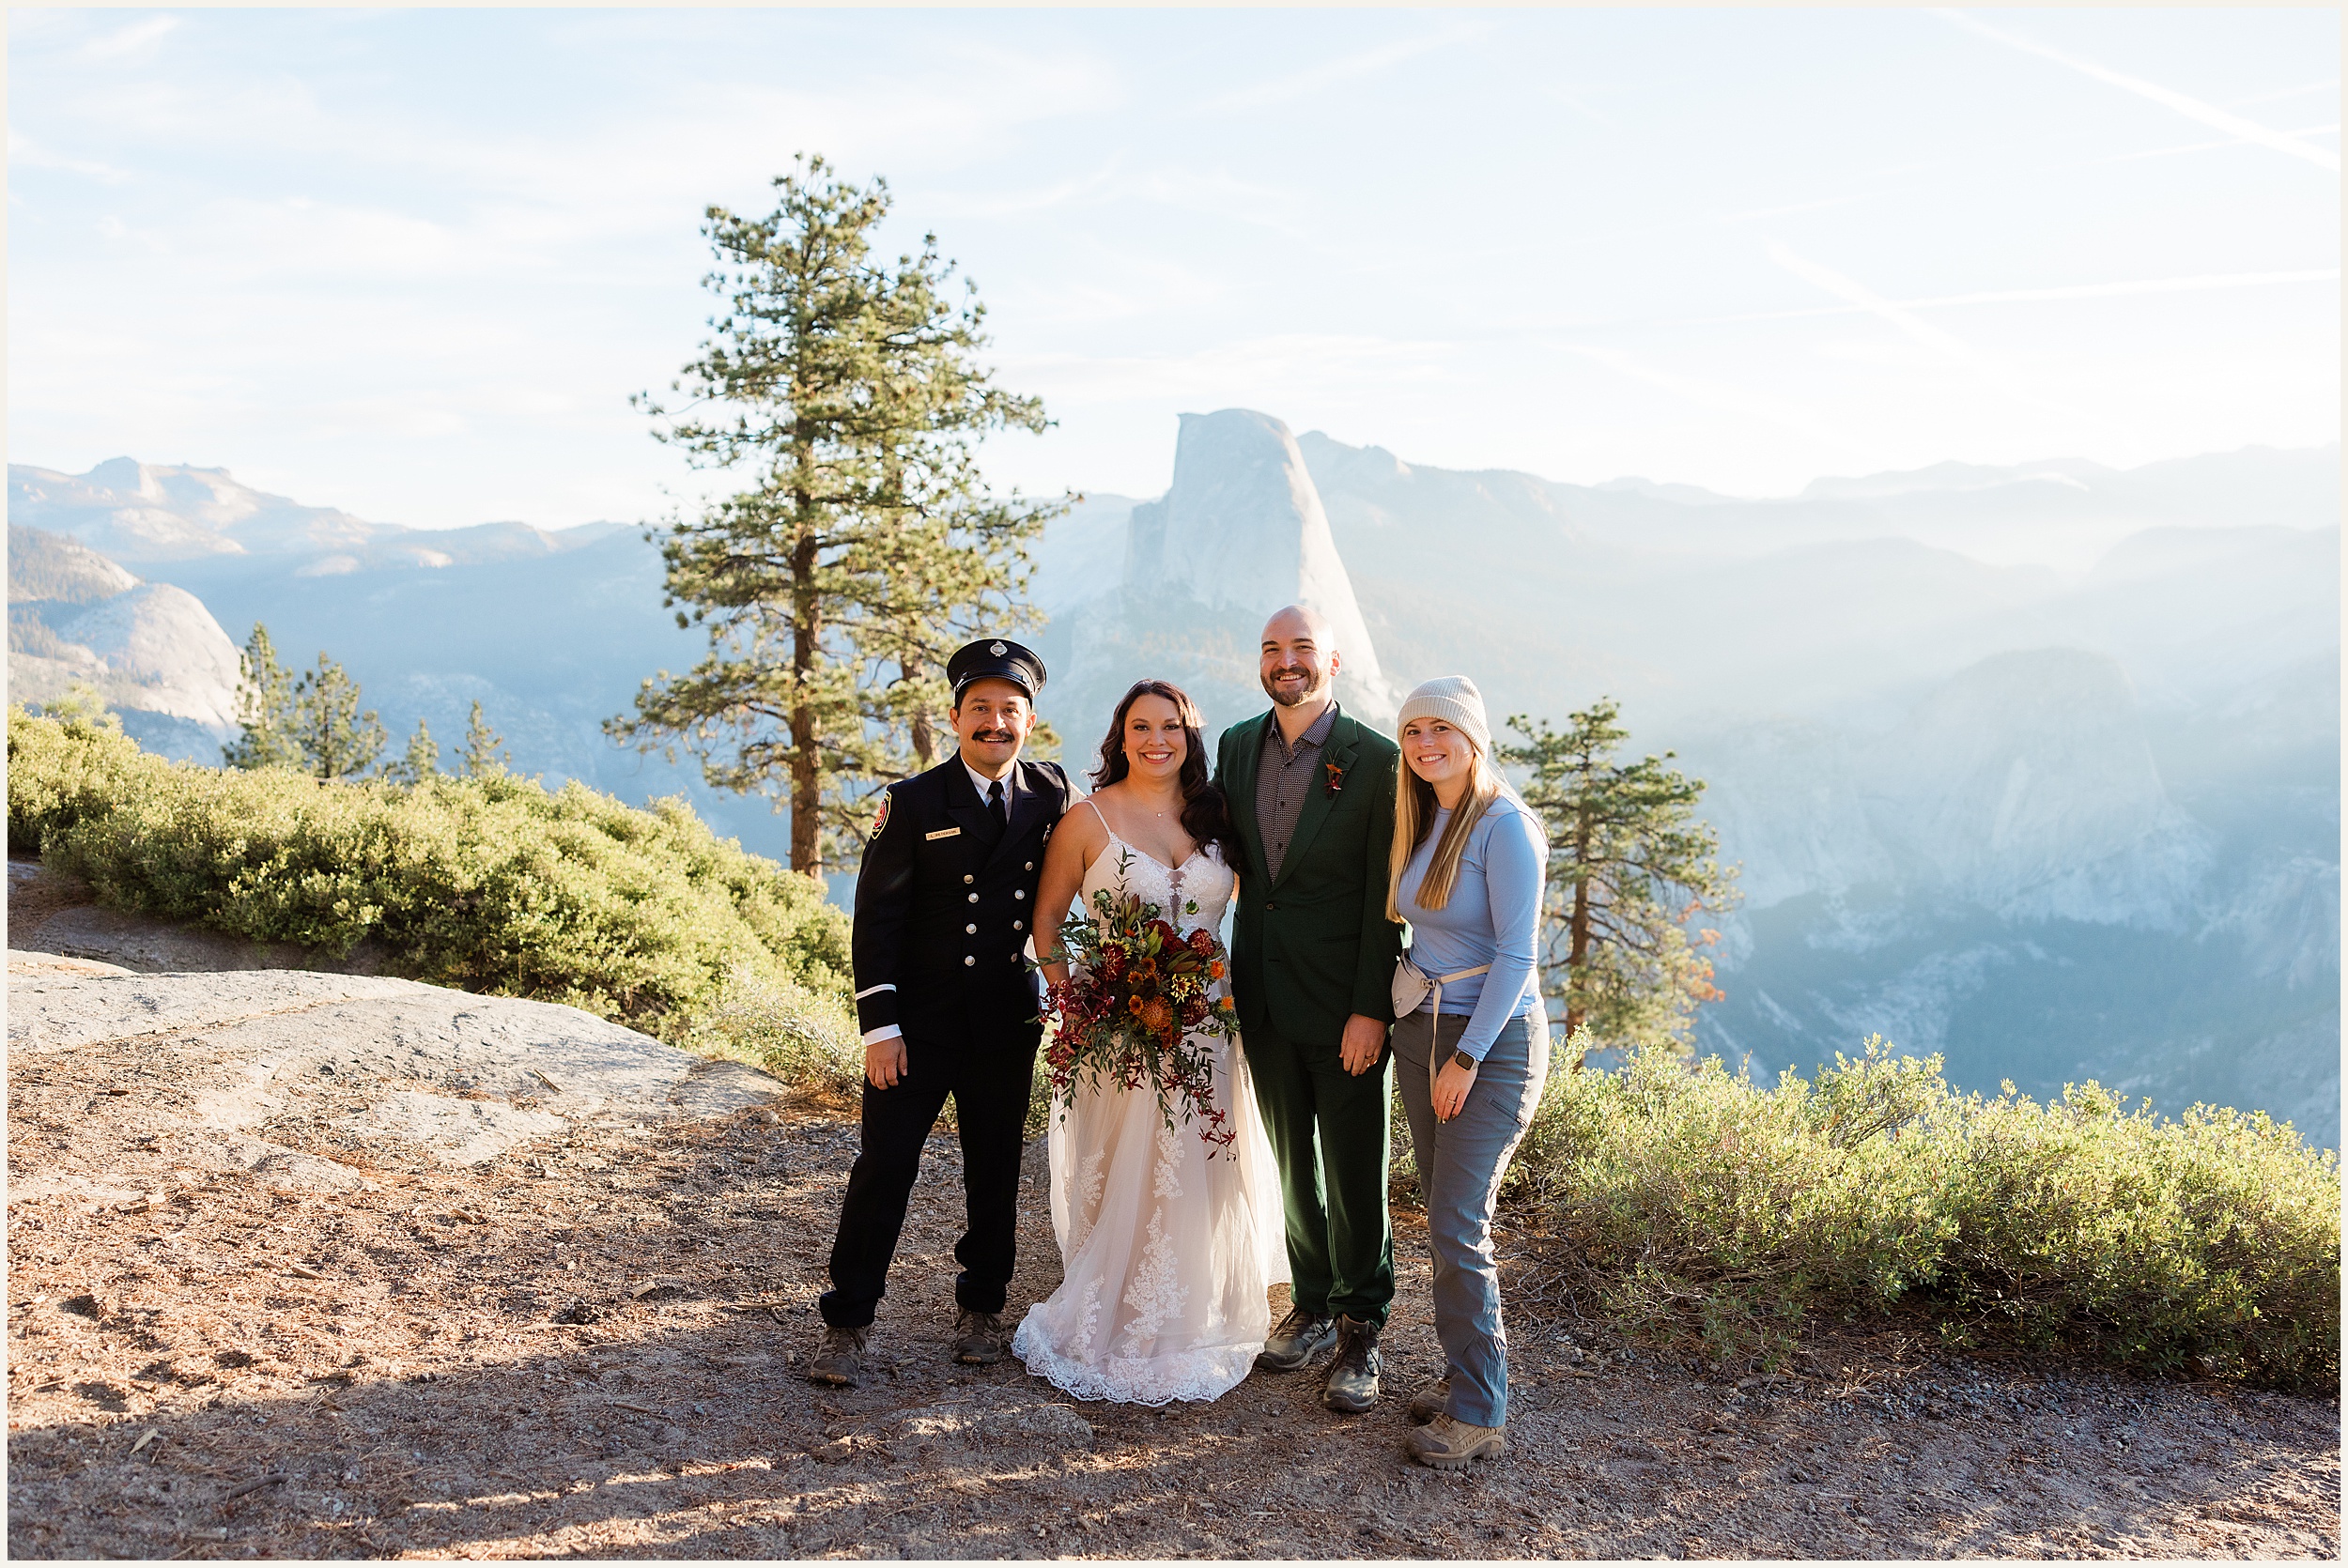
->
xmin=846 ymin=753 xmax=1084 ymax=1046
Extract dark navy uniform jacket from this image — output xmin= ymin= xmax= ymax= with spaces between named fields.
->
xmin=852 ymin=755 xmax=1083 ymax=1053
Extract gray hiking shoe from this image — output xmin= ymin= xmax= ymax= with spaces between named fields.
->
xmin=1321 ymin=1314 xmax=1383 ymax=1413
xmin=808 ymin=1323 xmax=871 ymax=1387
xmin=1255 ymin=1306 xmax=1338 ymax=1372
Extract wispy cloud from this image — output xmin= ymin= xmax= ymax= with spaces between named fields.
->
xmin=1538 ymin=84 xmax=1617 ymax=130
xmin=2230 ymin=78 xmax=2338 ymax=109
xmin=1767 ymin=242 xmax=1990 ymax=367
xmin=79 ymin=15 xmax=176 ymax=63
xmin=8 ymin=127 xmax=132 ymax=184
xmin=1718 ymin=192 xmax=1879 ymax=225
xmin=1693 ymin=267 xmax=2342 ymax=326
xmin=1555 ymin=343 xmax=1865 ymax=455
xmin=1934 ymin=9 xmax=2340 ymax=171
xmin=922 ymin=159 xmax=1128 ymax=221
xmin=1764 ymin=240 xmax=2131 ymax=438
xmin=1198 ymin=26 xmax=1481 ymax=115
xmin=2047 ymin=123 xmax=2340 ymax=174
xmin=1004 ymin=332 xmax=1460 ymax=406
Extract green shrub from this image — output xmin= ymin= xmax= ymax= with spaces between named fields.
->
xmin=1511 ymin=1038 xmax=2340 ymax=1388
xmin=8 ymin=706 xmax=850 ymax=1040
xmin=7 ymin=704 xmax=166 ymax=853
xmin=681 ymin=967 xmax=865 ymax=1104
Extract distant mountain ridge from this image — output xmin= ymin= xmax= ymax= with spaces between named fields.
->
xmin=8 ymin=433 xmax=2337 ymax=1144
xmin=8 ymin=458 xmax=626 ymax=574
xmin=1270 ymin=430 xmax=2336 ymax=1145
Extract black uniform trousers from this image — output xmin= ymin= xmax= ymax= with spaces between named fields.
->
xmin=818 ymin=1030 xmax=1039 ymax=1330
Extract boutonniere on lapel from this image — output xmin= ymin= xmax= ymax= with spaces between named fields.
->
xmin=1324 ymin=760 xmax=1346 ymax=797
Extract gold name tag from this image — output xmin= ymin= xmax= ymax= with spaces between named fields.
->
xmin=925 ymin=827 xmax=961 ymax=840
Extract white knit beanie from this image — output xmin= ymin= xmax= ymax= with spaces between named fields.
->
xmin=1397 ymin=676 xmax=1491 ymax=754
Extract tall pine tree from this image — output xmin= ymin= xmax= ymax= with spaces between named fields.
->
xmin=1501 ymin=699 xmax=1741 ymax=1068
xmin=608 ymin=154 xmax=1058 ymax=874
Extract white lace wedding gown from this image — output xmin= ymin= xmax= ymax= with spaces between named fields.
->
xmin=1012 ymin=823 xmax=1290 ymax=1406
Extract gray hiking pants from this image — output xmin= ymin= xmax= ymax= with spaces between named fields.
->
xmin=1391 ymin=1007 xmax=1547 ymax=1428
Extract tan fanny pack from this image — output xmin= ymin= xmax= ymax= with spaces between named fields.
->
xmin=1394 ymin=955 xmax=1488 ymax=1092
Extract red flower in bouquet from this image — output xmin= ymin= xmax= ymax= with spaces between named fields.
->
xmin=1032 ymin=847 xmax=1240 ymax=1153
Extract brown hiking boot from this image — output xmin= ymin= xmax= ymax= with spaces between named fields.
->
xmin=951 ymin=1308 xmax=1012 ymax=1364
xmin=808 ymin=1323 xmax=871 ymax=1387
xmin=1404 ymin=1411 xmax=1507 ymax=1469
xmin=1406 ymin=1376 xmax=1452 ymax=1424
xmin=1321 ymin=1314 xmax=1383 ymax=1413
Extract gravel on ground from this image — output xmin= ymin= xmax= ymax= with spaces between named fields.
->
xmin=8 ymin=1001 xmax=2338 ymax=1560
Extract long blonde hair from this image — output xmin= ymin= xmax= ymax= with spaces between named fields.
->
xmin=1387 ymin=740 xmax=1501 ymax=922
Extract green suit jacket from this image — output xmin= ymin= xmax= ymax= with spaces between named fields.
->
xmin=1215 ymin=707 xmax=1406 ymax=1049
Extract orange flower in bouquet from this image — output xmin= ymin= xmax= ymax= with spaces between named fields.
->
xmin=1038 ymin=848 xmax=1240 ymax=1152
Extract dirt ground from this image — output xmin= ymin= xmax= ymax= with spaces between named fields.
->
xmin=8 ymin=990 xmax=2340 ymax=1561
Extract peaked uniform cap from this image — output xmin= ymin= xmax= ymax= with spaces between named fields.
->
xmin=949 ymin=638 xmax=1047 ymax=701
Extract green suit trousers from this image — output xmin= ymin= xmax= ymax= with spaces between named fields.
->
xmin=1244 ymin=1025 xmax=1396 ymax=1327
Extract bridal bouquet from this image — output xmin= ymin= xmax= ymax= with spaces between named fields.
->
xmin=1041 ymin=850 xmax=1240 ymax=1153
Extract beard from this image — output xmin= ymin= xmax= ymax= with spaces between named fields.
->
xmin=1261 ymin=665 xmax=1330 ymax=707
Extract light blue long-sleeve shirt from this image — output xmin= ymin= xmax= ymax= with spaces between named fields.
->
xmin=1397 ymin=790 xmax=1548 ymax=1062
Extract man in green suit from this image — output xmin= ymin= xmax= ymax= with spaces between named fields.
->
xmin=1215 ymin=603 xmax=1405 ymax=1414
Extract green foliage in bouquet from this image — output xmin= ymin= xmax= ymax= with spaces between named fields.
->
xmin=1040 ymin=855 xmax=1241 ymax=1151
xmin=8 ymin=706 xmax=850 ymax=1041
xmin=1508 ymin=1036 xmax=2340 ymax=1389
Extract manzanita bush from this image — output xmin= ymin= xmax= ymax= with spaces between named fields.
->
xmin=8 ymin=707 xmax=850 ymax=1041
xmin=1508 ymin=1037 xmax=2340 ymax=1388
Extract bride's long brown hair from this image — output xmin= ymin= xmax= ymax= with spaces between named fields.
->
xmin=1090 ymin=680 xmax=1235 ymax=858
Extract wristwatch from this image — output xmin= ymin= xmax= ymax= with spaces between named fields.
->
xmin=1451 ymin=1049 xmax=1477 ymax=1071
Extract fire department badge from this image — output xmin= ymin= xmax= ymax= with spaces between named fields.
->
xmin=871 ymin=789 xmax=892 ymax=835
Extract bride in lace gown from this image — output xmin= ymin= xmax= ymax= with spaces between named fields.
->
xmin=1012 ymin=680 xmax=1289 ymax=1406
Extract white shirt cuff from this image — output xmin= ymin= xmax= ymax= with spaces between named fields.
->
xmin=860 ymin=1024 xmax=904 ymax=1046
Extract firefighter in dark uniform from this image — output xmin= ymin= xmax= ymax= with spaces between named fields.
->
xmin=809 ymin=638 xmax=1082 ymax=1386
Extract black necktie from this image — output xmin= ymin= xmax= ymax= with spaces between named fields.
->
xmin=988 ymin=780 xmax=1007 ymax=833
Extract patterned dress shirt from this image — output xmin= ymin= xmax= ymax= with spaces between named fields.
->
xmin=1255 ymin=700 xmax=1340 ymax=884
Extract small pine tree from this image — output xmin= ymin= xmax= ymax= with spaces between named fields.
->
xmin=460 ymin=700 xmax=509 ymax=778
xmin=1501 ymin=698 xmax=1741 ymax=1068
xmin=381 ymin=717 xmax=440 ymax=785
xmin=224 ymin=623 xmax=304 ymax=771
xmin=288 ymin=654 xmax=387 ymax=780
xmin=38 ymin=681 xmax=123 ymax=735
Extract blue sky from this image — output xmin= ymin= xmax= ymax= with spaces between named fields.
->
xmin=8 ymin=8 xmax=2339 ymax=530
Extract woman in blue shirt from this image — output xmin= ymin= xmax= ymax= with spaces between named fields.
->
xmin=1386 ymin=675 xmax=1549 ymax=1470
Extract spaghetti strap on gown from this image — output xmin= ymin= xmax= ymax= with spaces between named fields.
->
xmin=1012 ymin=809 xmax=1289 ymax=1405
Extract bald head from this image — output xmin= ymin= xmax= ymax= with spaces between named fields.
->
xmin=1261 ymin=603 xmax=1336 ymax=649
xmin=1259 ymin=603 xmax=1342 ymax=713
